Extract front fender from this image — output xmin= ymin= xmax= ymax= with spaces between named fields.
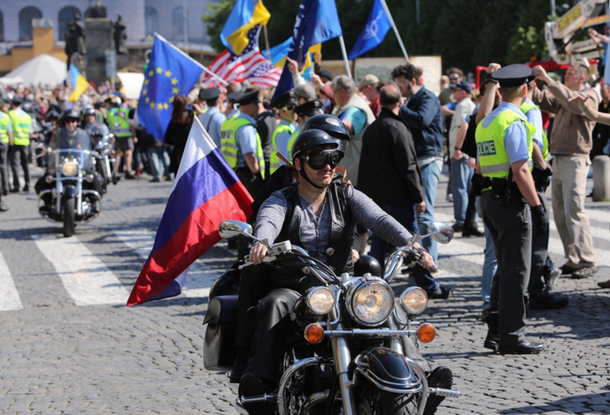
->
xmin=354 ymin=347 xmax=424 ymax=393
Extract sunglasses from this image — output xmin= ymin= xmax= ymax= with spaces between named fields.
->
xmin=65 ymin=119 xmax=78 ymax=123
xmin=301 ymin=149 xmax=344 ymax=170
xmin=283 ymin=105 xmax=295 ymax=111
xmin=449 ymin=77 xmax=459 ymax=81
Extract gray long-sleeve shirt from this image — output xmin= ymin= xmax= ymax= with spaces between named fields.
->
xmin=255 ymin=187 xmax=414 ymax=264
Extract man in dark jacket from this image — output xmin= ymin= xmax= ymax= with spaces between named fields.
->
xmin=391 ymin=64 xmax=449 ymax=299
xmin=358 ymin=84 xmax=449 ymax=298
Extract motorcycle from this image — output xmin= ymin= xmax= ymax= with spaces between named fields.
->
xmin=90 ymin=131 xmax=120 ymax=192
xmin=204 ymin=220 xmax=459 ymax=415
xmin=38 ymin=145 xmax=102 ymax=237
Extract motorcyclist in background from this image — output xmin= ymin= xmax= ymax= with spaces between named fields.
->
xmin=34 ymin=110 xmax=102 ymax=212
xmin=83 ymin=106 xmax=111 ymax=146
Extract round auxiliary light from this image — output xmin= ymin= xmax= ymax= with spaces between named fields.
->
xmin=305 ymin=286 xmax=335 ymax=315
xmin=400 ymin=287 xmax=428 ymax=316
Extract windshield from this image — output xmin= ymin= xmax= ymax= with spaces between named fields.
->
xmin=47 ymin=148 xmax=93 ymax=175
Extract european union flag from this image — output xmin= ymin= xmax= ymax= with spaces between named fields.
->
xmin=271 ymin=0 xmax=342 ymax=102
xmin=137 ymin=35 xmax=204 ymax=141
xmin=348 ymin=0 xmax=391 ymax=60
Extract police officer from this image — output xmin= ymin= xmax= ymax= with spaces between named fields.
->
xmin=475 ymin=64 xmax=548 ymax=354
xmin=220 ymin=90 xmax=266 ymax=198
xmin=269 ymin=91 xmax=296 ymax=174
xmin=198 ymin=87 xmax=226 ymax=148
xmin=8 ymin=97 xmax=33 ymax=193
xmin=0 ymin=99 xmax=13 ymax=197
xmin=107 ymin=99 xmax=135 ymax=179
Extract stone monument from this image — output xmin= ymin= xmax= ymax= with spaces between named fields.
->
xmin=84 ymin=0 xmax=129 ymax=86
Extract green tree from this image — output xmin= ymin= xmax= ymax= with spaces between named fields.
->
xmin=202 ymin=0 xmax=237 ymax=52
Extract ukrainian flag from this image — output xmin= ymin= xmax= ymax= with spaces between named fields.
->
xmin=264 ymin=39 xmax=320 ymax=81
xmin=69 ymin=65 xmax=89 ymax=102
xmin=221 ymin=0 xmax=270 ymax=56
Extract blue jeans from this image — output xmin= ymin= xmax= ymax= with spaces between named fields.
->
xmin=370 ymin=204 xmax=439 ymax=292
xmin=476 ymin=196 xmax=497 ymax=307
xmin=147 ymin=146 xmax=170 ymax=180
xmin=417 ymin=160 xmax=441 ymax=265
xmin=450 ymin=157 xmax=473 ymax=225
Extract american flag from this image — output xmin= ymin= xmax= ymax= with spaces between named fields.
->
xmin=205 ymin=26 xmax=280 ymax=88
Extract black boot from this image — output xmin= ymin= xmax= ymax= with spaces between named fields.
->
xmin=424 ymin=366 xmax=453 ymax=415
xmin=230 ymin=347 xmax=250 ymax=384
xmin=484 ymin=312 xmax=499 ymax=352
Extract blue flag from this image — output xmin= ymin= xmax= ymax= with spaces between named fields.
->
xmin=137 ymin=35 xmax=204 ymax=141
xmin=348 ymin=0 xmax=391 ymax=60
xmin=271 ymin=0 xmax=342 ymax=102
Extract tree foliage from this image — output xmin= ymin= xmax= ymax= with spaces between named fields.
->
xmin=202 ymin=0 xmax=563 ymax=74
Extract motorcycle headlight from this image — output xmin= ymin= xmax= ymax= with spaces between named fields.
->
xmin=61 ymin=161 xmax=78 ymax=176
xmin=348 ymin=280 xmax=394 ymax=326
xmin=305 ymin=287 xmax=335 ymax=315
xmin=400 ymin=287 xmax=428 ymax=316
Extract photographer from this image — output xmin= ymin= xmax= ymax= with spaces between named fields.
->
xmin=164 ymin=95 xmax=194 ymax=175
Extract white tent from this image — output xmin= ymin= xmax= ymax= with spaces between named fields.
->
xmin=3 ymin=54 xmax=66 ymax=87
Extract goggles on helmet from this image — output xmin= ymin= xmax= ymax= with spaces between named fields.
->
xmin=301 ymin=149 xmax=344 ymax=170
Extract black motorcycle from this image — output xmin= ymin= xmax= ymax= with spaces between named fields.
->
xmin=38 ymin=146 xmax=102 ymax=237
xmin=90 ymin=131 xmax=119 ymax=192
xmin=204 ymin=220 xmax=459 ymax=415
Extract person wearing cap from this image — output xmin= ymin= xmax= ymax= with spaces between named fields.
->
xmin=293 ymin=83 xmax=317 ymax=105
xmin=220 ymin=90 xmax=266 ymax=197
xmin=0 ymin=99 xmax=13 ymax=197
xmin=330 ymin=75 xmax=375 ymax=186
xmin=225 ymin=90 xmax=243 ymax=119
xmin=475 ymin=63 xmax=549 ymax=354
xmin=197 ymin=88 xmax=226 ymax=149
xmin=269 ymin=91 xmax=297 ymax=174
xmin=449 ymin=80 xmax=476 ymax=233
xmin=531 ymin=63 xmax=599 ymax=280
xmin=8 ymin=97 xmax=33 ymax=193
xmin=359 ymin=74 xmax=381 ymax=118
xmin=83 ymin=106 xmax=110 ymax=140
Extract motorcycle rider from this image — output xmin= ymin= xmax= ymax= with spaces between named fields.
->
xmin=83 ymin=106 xmax=110 ymax=141
xmin=35 ymin=110 xmax=102 ymax=212
xmin=239 ymin=129 xmax=442 ymax=414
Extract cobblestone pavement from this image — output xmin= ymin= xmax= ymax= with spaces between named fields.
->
xmin=0 ymin=165 xmax=608 ymax=414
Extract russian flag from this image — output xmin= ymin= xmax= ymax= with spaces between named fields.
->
xmin=127 ymin=117 xmax=253 ymax=306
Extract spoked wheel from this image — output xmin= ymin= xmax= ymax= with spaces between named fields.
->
xmin=63 ymin=197 xmax=75 ymax=237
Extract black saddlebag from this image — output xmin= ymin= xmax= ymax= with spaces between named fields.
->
xmin=203 ymin=295 xmax=239 ymax=371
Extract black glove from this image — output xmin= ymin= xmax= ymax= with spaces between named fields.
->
xmin=532 ymin=166 xmax=552 ymax=193
xmin=531 ymin=204 xmax=548 ymax=237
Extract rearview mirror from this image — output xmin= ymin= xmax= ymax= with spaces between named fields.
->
xmin=426 ymin=222 xmax=454 ymax=244
xmin=219 ymin=220 xmax=253 ymax=239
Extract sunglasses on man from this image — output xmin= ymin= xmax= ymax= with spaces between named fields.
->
xmin=301 ymin=149 xmax=344 ymax=170
xmin=282 ymin=105 xmax=295 ymax=111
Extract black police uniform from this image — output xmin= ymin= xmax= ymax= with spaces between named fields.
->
xmin=478 ymin=65 xmax=545 ymax=354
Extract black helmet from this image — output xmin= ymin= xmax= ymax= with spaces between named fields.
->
xmin=84 ymin=106 xmax=95 ymax=116
xmin=62 ymin=109 xmax=80 ymax=121
xmin=301 ymin=114 xmax=350 ymax=141
xmin=292 ymin=129 xmax=339 ymax=163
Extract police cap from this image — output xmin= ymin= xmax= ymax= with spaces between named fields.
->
xmin=271 ymin=91 xmax=297 ymax=109
xmin=316 ymin=69 xmax=334 ymax=82
xmin=491 ymin=64 xmax=539 ymax=88
xmin=12 ymin=97 xmax=22 ymax=106
xmin=294 ymin=99 xmax=324 ymax=117
xmin=227 ymin=91 xmax=244 ymax=102
xmin=236 ymin=90 xmax=260 ymax=106
xmin=199 ymin=87 xmax=221 ymax=101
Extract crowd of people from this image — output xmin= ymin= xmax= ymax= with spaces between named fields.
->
xmin=0 ymin=55 xmax=607 ymax=360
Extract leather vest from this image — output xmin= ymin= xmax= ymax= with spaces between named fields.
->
xmin=277 ymin=178 xmax=355 ymax=274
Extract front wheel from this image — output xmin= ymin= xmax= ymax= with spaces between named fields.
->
xmin=357 ymin=388 xmax=418 ymax=415
xmin=63 ymin=197 xmax=75 ymax=237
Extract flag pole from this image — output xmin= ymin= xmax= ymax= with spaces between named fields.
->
xmin=263 ymin=26 xmax=272 ymax=62
xmin=154 ymin=33 xmax=229 ymax=86
xmin=379 ymin=0 xmax=409 ymax=62
xmin=338 ymin=36 xmax=353 ymax=79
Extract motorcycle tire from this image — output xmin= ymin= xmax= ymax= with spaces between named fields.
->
xmin=379 ymin=392 xmax=418 ymax=415
xmin=63 ymin=197 xmax=76 ymax=237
